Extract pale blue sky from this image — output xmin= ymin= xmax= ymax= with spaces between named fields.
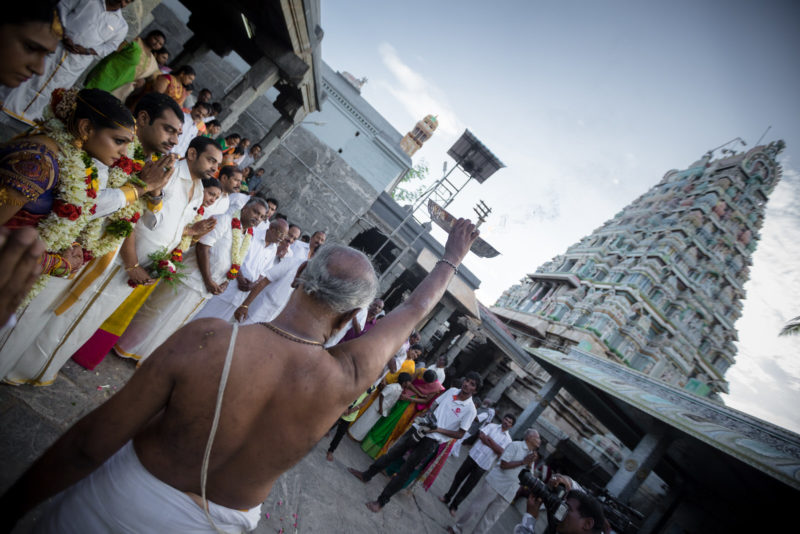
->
xmin=318 ymin=1 xmax=800 ymax=432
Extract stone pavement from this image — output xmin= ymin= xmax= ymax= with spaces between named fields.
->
xmin=1 ymin=354 xmax=526 ymax=533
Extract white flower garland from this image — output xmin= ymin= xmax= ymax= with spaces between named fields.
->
xmin=35 ymin=106 xmax=99 ymax=254
xmin=78 ymin=139 xmax=146 ymax=258
xmin=19 ymin=113 xmax=146 ymax=308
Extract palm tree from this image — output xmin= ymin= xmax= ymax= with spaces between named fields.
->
xmin=779 ymin=316 xmax=800 ymax=336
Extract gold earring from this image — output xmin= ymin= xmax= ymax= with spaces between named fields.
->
xmin=73 ymin=134 xmax=88 ymax=150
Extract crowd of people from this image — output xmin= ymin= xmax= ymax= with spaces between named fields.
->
xmin=0 ymin=3 xmax=608 ymax=533
xmin=0 ymin=1 xmax=324 ymax=385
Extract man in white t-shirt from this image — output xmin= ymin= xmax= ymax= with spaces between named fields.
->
xmin=349 ymin=372 xmax=482 ymax=512
xmin=448 ymin=429 xmax=541 ymax=534
xmin=440 ymin=413 xmax=515 ymax=515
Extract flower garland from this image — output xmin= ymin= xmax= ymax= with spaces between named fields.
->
xmin=77 ymin=144 xmax=147 ymax=260
xmin=170 ymin=206 xmax=204 ymax=264
xmin=19 ymin=93 xmax=154 ymax=307
xmin=19 ymin=104 xmax=104 ymax=307
xmin=227 ymin=212 xmax=253 ymax=280
xmin=35 ymin=107 xmax=101 ymax=254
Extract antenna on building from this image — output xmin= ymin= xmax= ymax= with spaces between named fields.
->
xmin=755 ymin=126 xmax=772 ymax=147
xmin=473 ymin=200 xmax=492 ymax=228
xmin=706 ymin=137 xmax=747 ymax=159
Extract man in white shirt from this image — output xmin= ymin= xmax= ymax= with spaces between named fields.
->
xmin=441 ymin=414 xmax=515 ymax=515
xmin=114 ymin=198 xmax=268 ymax=361
xmin=2 ymin=0 xmax=128 ymax=125
xmin=448 ymin=429 xmax=541 ymax=534
xmin=349 ymin=372 xmax=481 ymax=513
xmin=193 ymin=218 xmax=288 ymax=322
xmin=172 ymin=102 xmax=210 ymax=157
xmin=234 ymin=227 xmax=323 ymax=324
xmin=204 ymin=165 xmax=242 ymax=216
xmin=236 ymin=144 xmax=262 ymax=171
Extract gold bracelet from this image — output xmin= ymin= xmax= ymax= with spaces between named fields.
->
xmin=125 ymin=263 xmax=140 ymax=272
xmin=239 ymin=304 xmax=248 ymax=309
xmin=121 ymin=185 xmax=138 ymax=204
xmin=0 ymin=187 xmax=29 ymax=207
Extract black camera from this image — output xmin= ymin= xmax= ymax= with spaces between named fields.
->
xmin=415 ymin=411 xmax=438 ymax=432
xmin=518 ymin=469 xmax=569 ymax=522
xmin=411 ymin=412 xmax=438 ymax=441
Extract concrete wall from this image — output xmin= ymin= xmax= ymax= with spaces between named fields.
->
xmin=305 ymin=100 xmax=407 ymax=193
xmin=257 ymin=126 xmax=378 ymax=240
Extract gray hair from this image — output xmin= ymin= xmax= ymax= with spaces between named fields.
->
xmin=296 ymin=243 xmax=378 ymax=313
xmin=244 ymin=197 xmax=269 ymax=211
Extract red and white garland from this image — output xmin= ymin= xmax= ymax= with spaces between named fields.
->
xmin=227 ymin=212 xmax=253 ymax=280
xmin=170 ymin=206 xmax=204 ymax=264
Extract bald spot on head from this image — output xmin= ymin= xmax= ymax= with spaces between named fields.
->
xmin=270 ymin=218 xmax=288 ymax=232
xmin=324 ymin=246 xmax=374 ymax=285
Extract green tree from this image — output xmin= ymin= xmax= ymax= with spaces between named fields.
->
xmin=391 ymin=160 xmax=429 ymax=203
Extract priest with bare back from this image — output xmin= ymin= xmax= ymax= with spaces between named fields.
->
xmin=0 ymin=219 xmax=480 ymax=533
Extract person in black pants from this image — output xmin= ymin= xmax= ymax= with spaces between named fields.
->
xmin=326 ymin=386 xmax=375 ymax=461
xmin=348 ymin=372 xmax=482 ymax=512
xmin=440 ymin=413 xmax=516 ymax=516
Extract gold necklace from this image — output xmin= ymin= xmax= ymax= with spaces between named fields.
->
xmin=260 ymin=322 xmax=324 ymax=347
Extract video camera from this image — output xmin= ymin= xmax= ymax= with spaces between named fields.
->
xmin=518 ymin=469 xmax=569 ymax=522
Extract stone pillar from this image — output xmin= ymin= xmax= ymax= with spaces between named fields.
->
xmin=638 ymin=484 xmax=682 ymax=534
xmin=255 ymin=116 xmax=296 ymax=164
xmin=442 ymin=330 xmax=475 ymax=365
xmin=122 ymin=0 xmax=163 ymax=41
xmin=480 ymin=356 xmax=501 ymax=380
xmin=171 ymin=35 xmax=209 ymax=70
xmin=217 ymin=57 xmax=281 ymax=131
xmin=485 ymin=370 xmax=517 ymax=403
xmin=418 ymin=306 xmax=453 ymax=346
xmin=605 ymin=426 xmax=670 ymax=502
xmin=511 ymin=371 xmax=566 ymax=439
xmin=649 ymin=357 xmax=667 ymax=378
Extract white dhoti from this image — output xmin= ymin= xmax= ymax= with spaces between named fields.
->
xmin=115 ymin=282 xmax=208 ymax=361
xmin=348 ymin=383 xmax=402 ymax=441
xmin=4 ymin=261 xmax=130 ymax=386
xmin=37 ymin=441 xmax=262 ymax=533
xmin=348 ymin=404 xmax=381 ymax=441
xmin=194 ymin=283 xmax=249 ymax=323
xmin=0 ymin=277 xmax=71 ymax=382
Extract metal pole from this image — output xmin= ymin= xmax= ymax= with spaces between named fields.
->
xmin=378 ymin=223 xmax=431 ymax=282
xmin=369 ymin=163 xmax=462 ymax=261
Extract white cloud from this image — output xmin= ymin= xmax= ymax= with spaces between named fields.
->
xmin=375 ymin=43 xmax=465 ymax=137
xmin=723 ymin=161 xmax=800 ymax=433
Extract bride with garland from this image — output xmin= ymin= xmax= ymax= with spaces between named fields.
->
xmin=0 ymin=88 xmax=173 ymax=382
